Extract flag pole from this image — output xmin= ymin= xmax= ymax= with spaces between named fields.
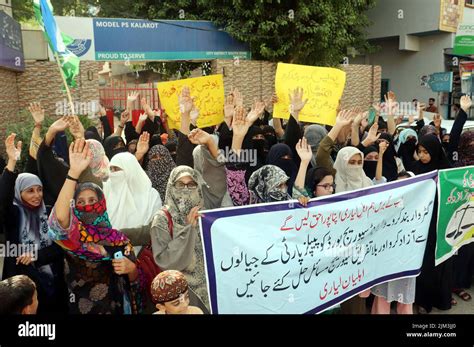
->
xmin=54 ymin=51 xmax=75 ymax=115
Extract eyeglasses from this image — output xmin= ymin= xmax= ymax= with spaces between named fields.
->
xmin=316 ymin=183 xmax=336 ymax=191
xmin=174 ymin=181 xmax=198 ymax=190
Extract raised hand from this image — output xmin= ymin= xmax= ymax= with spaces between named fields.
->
xmin=264 ymin=93 xmax=278 ymax=112
xmin=231 ymin=105 xmax=248 ymax=138
xmin=289 ymin=87 xmax=308 ymax=119
xmin=28 ymin=102 xmax=45 ymax=125
xmin=49 ymin=116 xmax=69 ymax=133
xmin=68 ymin=138 xmax=92 ymax=177
xmin=246 ymin=99 xmax=265 ymax=124
xmin=140 ymin=97 xmax=148 ymax=110
xmin=120 ymin=110 xmax=130 ymax=126
xmin=460 ymin=95 xmax=472 ymax=113
xmin=138 ymin=112 xmax=148 ymax=123
xmin=5 ymin=133 xmax=22 ymax=162
xmin=136 ymin=131 xmax=150 ymax=159
xmin=364 ymin=123 xmax=381 ymax=146
xmin=384 ymin=91 xmax=398 ymax=115
xmin=433 ymin=114 xmax=442 ymax=128
xmin=396 ymin=115 xmax=404 ymax=125
xmin=190 ymin=106 xmax=199 ymax=125
xmin=296 ymin=137 xmax=313 ymax=163
xmin=66 ymin=116 xmax=85 ymax=140
xmin=99 ymin=104 xmax=107 ymax=117
xmin=379 ymin=141 xmax=389 ymax=157
xmin=353 ymin=110 xmax=365 ymax=127
xmin=231 ymin=87 xmax=243 ymax=108
xmin=127 ymin=91 xmax=139 ymax=110
xmin=178 ymin=86 xmax=194 ymax=115
xmin=417 ymin=102 xmax=426 ymax=120
xmin=188 ymin=128 xmax=212 ymax=146
xmin=224 ymin=93 xmax=235 ymax=124
xmin=335 ymin=109 xmax=354 ymax=128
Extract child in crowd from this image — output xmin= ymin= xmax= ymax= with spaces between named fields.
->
xmin=150 ymin=270 xmax=204 ymax=315
xmin=0 ymin=275 xmax=38 ymax=314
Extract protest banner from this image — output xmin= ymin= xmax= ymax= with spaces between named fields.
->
xmin=157 ymin=74 xmax=225 ymax=129
xmin=273 ymin=63 xmax=346 ymax=126
xmin=436 ymin=166 xmax=474 ymax=266
xmin=200 ymin=171 xmax=437 ymax=314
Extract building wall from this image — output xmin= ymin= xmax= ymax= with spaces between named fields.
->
xmin=366 ymin=0 xmax=442 ymax=39
xmin=352 ymin=32 xmax=454 ymax=116
xmin=0 ymin=67 xmax=20 ymax=139
xmin=0 ymin=61 xmax=102 ymax=154
xmin=211 ymin=59 xmax=381 ymax=111
xmin=16 ymin=60 xmax=102 ymax=116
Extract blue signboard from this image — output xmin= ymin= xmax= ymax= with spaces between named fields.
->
xmin=55 ymin=17 xmax=251 ymax=61
xmin=428 ymin=72 xmax=453 ymax=93
xmin=0 ymin=11 xmax=24 ymax=71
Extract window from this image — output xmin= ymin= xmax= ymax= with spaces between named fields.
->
xmin=466 ymin=0 xmax=474 ymax=8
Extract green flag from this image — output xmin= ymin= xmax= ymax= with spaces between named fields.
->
xmin=33 ymin=0 xmax=80 ymax=88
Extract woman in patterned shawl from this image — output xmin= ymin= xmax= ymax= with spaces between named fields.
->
xmin=150 ymin=165 xmax=209 ymax=309
xmin=48 ymin=139 xmax=144 ymax=314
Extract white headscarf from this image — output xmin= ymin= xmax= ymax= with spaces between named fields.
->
xmin=334 ymin=146 xmax=373 ymax=193
xmin=104 ymin=152 xmax=162 ymax=229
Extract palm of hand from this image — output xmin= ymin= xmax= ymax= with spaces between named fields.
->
xmin=297 ymin=147 xmax=312 ymax=161
xmin=52 ymin=118 xmax=68 ymax=132
xmin=31 ymin=110 xmax=44 ymax=123
xmin=70 ymin=153 xmax=90 ymax=172
xmin=224 ymin=104 xmax=234 ymax=118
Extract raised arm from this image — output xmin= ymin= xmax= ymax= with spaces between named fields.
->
xmin=99 ymin=105 xmax=112 ymax=139
xmin=294 ymin=137 xmax=312 ymax=194
xmin=188 ymin=128 xmax=219 ymax=159
xmin=135 ymin=131 xmax=150 ymax=164
xmin=178 ymin=86 xmax=194 ymax=136
xmin=28 ymin=102 xmax=45 ymax=160
xmin=54 ymin=139 xmax=92 ymax=229
xmin=448 ymin=95 xmax=471 ymax=160
xmin=360 ymin=123 xmax=381 ymax=149
xmin=351 ymin=110 xmax=365 ymax=147
xmin=0 ymin=134 xmax=21 ymax=234
xmin=231 ymin=101 xmax=264 ymax=155
xmin=327 ymin=109 xmax=353 ymax=143
xmin=135 ymin=112 xmax=148 ymax=135
xmin=114 ymin=110 xmax=130 ymax=137
xmin=385 ymin=91 xmax=398 ymax=136
xmin=67 ymin=115 xmax=85 ymax=140
xmin=376 ymin=141 xmax=388 ymax=181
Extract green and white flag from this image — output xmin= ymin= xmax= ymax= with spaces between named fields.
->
xmin=33 ymin=0 xmax=80 ymax=87
xmin=436 ymin=166 xmax=474 ymax=265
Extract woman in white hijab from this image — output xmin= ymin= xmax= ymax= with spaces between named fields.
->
xmin=333 ymin=146 xmax=375 ymax=193
xmin=104 ymin=152 xmax=162 ymax=230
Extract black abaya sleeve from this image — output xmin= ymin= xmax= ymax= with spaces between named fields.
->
xmin=176 ymin=130 xmax=196 ymax=167
xmin=37 ymin=140 xmax=68 ymax=207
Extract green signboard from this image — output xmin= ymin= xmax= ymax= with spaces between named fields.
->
xmin=436 ymin=166 xmax=474 ymax=265
xmin=454 ymin=21 xmax=474 ymax=55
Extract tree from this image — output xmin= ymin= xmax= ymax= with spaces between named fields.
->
xmin=122 ymin=0 xmax=376 ymax=66
xmin=14 ymin=0 xmax=377 ymax=72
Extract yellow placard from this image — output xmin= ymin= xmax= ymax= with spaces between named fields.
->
xmin=273 ymin=63 xmax=346 ymax=126
xmin=157 ymin=74 xmax=225 ymax=129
